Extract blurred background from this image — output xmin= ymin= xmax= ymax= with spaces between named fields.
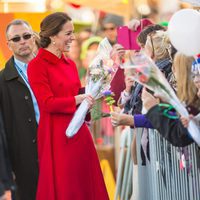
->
xmin=0 ymin=0 xmax=193 ymax=67
xmin=0 ymin=1 xmax=199 ymax=199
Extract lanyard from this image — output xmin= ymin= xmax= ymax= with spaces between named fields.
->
xmin=158 ymin=103 xmax=179 ymax=119
xmin=15 ymin=63 xmax=29 ymax=86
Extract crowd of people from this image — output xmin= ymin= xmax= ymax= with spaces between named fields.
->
xmin=0 ymin=9 xmax=200 ymax=200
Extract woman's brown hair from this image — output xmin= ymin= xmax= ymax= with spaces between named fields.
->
xmin=39 ymin=12 xmax=72 ymax=48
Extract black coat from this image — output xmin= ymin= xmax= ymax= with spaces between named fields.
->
xmin=146 ymin=105 xmax=194 ymax=147
xmin=0 ymin=109 xmax=13 ymax=197
xmin=0 ymin=57 xmax=39 ymax=200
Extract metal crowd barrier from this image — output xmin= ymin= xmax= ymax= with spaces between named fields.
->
xmin=115 ymin=127 xmax=200 ymax=200
xmin=114 ymin=127 xmax=133 ymax=200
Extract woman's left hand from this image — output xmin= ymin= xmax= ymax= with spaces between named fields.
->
xmin=180 ymin=115 xmax=194 ymax=128
xmin=85 ymin=95 xmax=95 ymax=109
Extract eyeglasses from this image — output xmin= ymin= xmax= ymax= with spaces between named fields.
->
xmin=102 ymin=26 xmax=116 ymax=31
xmin=8 ymin=34 xmax=32 ymax=43
xmin=149 ymin=34 xmax=155 ymax=58
xmin=191 ymin=73 xmax=200 ymax=80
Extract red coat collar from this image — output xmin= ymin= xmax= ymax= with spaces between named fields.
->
xmin=38 ymin=48 xmax=70 ymax=64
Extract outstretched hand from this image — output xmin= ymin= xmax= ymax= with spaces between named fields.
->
xmin=110 ymin=111 xmax=134 ymax=127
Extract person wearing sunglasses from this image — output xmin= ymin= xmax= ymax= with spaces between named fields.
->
xmin=101 ymin=14 xmax=124 ymax=46
xmin=143 ymin=53 xmax=200 ymax=147
xmin=0 ymin=19 xmax=39 ymax=200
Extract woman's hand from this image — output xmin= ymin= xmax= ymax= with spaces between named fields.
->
xmin=180 ymin=115 xmax=194 ymax=128
xmin=0 ymin=190 xmax=12 ymax=200
xmin=85 ymin=95 xmax=95 ymax=110
xmin=128 ymin=19 xmax=140 ymax=31
xmin=75 ymin=94 xmax=95 ymax=108
xmin=75 ymin=94 xmax=87 ymax=105
xmin=110 ymin=44 xmax=125 ymax=65
xmin=111 ymin=111 xmax=134 ymax=127
xmin=141 ymin=88 xmax=159 ymax=111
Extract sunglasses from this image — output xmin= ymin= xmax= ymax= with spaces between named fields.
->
xmin=102 ymin=26 xmax=116 ymax=31
xmin=8 ymin=34 xmax=32 ymax=43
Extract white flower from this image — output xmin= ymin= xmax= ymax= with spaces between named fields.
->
xmin=90 ymin=68 xmax=102 ymax=75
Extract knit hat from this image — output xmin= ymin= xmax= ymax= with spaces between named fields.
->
xmin=102 ymin=14 xmax=124 ymax=27
xmin=80 ymin=36 xmax=102 ymax=60
xmin=192 ymin=57 xmax=200 ymax=74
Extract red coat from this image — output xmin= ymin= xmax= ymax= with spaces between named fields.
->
xmin=28 ymin=48 xmax=109 ymax=200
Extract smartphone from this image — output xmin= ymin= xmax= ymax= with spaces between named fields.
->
xmin=117 ymin=26 xmax=140 ymax=50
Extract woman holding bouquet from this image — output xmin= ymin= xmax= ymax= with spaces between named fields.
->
xmin=142 ymin=53 xmax=200 ymax=147
xmin=27 ymin=12 xmax=109 ymax=200
xmin=112 ymin=30 xmax=175 ymax=127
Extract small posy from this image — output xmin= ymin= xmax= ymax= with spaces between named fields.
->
xmin=103 ymin=90 xmax=116 ymax=112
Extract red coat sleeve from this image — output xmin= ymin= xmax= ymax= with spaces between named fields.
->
xmin=28 ymin=60 xmax=77 ymax=114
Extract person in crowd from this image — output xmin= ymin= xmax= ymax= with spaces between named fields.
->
xmin=0 ymin=19 xmax=39 ymax=200
xmin=111 ymin=20 xmax=161 ymax=200
xmin=80 ymin=36 xmax=102 ymax=86
xmin=142 ymin=53 xmax=200 ymax=147
xmin=27 ymin=12 xmax=109 ymax=200
xmin=101 ymin=14 xmax=124 ymax=46
xmin=181 ymin=57 xmax=200 ymax=128
xmin=110 ymin=18 xmax=153 ymax=106
xmin=101 ymin=14 xmax=126 ymax=104
xmin=0 ymin=109 xmax=13 ymax=200
xmin=111 ymin=29 xmax=174 ymax=127
xmin=137 ymin=24 xmax=166 ymax=49
xmin=78 ymin=28 xmax=93 ymax=44
xmin=111 ymin=30 xmax=176 ymax=185
xmin=116 ymin=23 xmax=164 ymax=110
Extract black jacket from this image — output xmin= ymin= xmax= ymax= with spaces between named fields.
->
xmin=146 ymin=105 xmax=195 ymax=147
xmin=0 ymin=57 xmax=39 ymax=200
xmin=0 ymin=109 xmax=13 ymax=197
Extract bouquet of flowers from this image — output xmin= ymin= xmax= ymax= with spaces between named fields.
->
xmin=122 ymin=51 xmax=200 ymax=146
xmin=66 ymin=38 xmax=118 ymax=138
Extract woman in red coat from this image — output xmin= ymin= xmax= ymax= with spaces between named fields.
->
xmin=27 ymin=12 xmax=109 ymax=200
